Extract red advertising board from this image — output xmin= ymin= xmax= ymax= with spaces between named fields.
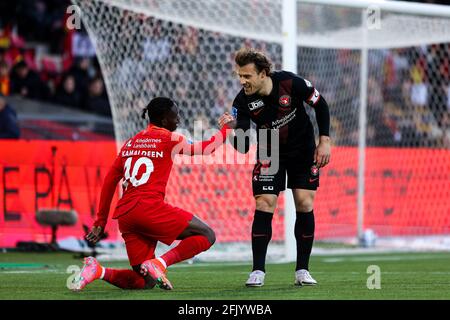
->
xmin=314 ymin=147 xmax=450 ymax=238
xmin=0 ymin=140 xmax=119 ymax=247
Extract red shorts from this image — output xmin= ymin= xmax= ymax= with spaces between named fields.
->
xmin=115 ymin=198 xmax=193 ymax=266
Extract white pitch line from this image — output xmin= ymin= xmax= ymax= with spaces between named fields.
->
xmin=322 ymin=254 xmax=450 ymax=263
xmin=0 ymin=270 xmax=63 ymax=274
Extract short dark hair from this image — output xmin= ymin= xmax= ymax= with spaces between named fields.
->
xmin=142 ymin=97 xmax=176 ymax=122
xmin=235 ymin=48 xmax=272 ymax=76
xmin=15 ymin=60 xmax=28 ymax=70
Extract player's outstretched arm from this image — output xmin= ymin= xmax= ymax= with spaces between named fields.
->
xmin=217 ymin=112 xmax=234 ymax=129
xmin=89 ymin=155 xmax=123 ymax=241
xmin=174 ymin=113 xmax=234 ymax=156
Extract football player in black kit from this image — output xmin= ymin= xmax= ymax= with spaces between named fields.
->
xmin=228 ymin=48 xmax=331 ymax=287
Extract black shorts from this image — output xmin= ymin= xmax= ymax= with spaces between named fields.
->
xmin=252 ymin=147 xmax=319 ymax=196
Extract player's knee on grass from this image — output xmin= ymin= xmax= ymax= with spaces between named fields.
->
xmin=204 ymin=226 xmax=216 ymax=245
xmin=255 ymin=195 xmax=277 ymax=213
xmin=133 ymin=264 xmax=156 ymax=289
xmin=191 ymin=222 xmax=216 ymax=245
xmin=178 ymin=216 xmax=216 ymax=245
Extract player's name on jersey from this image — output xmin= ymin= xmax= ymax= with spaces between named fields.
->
xmin=121 ymin=149 xmax=164 ymax=158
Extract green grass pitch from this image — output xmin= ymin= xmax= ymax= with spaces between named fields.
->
xmin=0 ymin=251 xmax=449 ymax=300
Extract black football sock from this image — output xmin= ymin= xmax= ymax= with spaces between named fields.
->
xmin=251 ymin=210 xmax=273 ymax=273
xmin=295 ymin=210 xmax=315 ymax=271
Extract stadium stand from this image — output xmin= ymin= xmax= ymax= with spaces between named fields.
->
xmin=0 ymin=0 xmax=113 ymax=140
xmin=10 ymin=96 xmax=114 ymax=140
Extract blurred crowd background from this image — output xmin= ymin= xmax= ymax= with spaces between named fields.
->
xmin=0 ymin=0 xmax=448 ymax=147
xmin=0 ymin=0 xmax=111 ymax=140
xmin=0 ymin=0 xmax=109 ymax=113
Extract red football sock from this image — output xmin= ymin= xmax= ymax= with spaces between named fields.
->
xmin=103 ymin=268 xmax=146 ymax=289
xmin=161 ymin=235 xmax=212 ymax=267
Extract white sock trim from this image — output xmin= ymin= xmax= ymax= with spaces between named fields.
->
xmin=100 ymin=267 xmax=105 ymax=279
xmin=157 ymin=257 xmax=167 ymax=269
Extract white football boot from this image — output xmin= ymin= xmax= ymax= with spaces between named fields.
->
xmin=245 ymin=270 xmax=265 ymax=287
xmin=295 ymin=269 xmax=317 ymax=286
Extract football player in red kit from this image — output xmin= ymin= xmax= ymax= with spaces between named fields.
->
xmin=71 ymin=97 xmax=234 ymax=291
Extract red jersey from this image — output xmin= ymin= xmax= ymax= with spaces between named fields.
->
xmin=94 ymin=123 xmax=230 ymax=229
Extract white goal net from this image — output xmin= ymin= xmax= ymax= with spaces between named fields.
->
xmin=72 ymin=0 xmax=450 ymax=261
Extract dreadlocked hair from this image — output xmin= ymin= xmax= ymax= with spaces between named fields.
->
xmin=142 ymin=97 xmax=175 ymax=122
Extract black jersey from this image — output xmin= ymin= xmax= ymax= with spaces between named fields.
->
xmin=231 ymin=71 xmax=323 ymax=157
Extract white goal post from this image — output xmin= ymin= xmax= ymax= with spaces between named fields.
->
xmin=73 ymin=0 xmax=450 ymax=262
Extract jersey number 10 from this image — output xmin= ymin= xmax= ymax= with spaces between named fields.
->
xmin=124 ymin=157 xmax=154 ymax=187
